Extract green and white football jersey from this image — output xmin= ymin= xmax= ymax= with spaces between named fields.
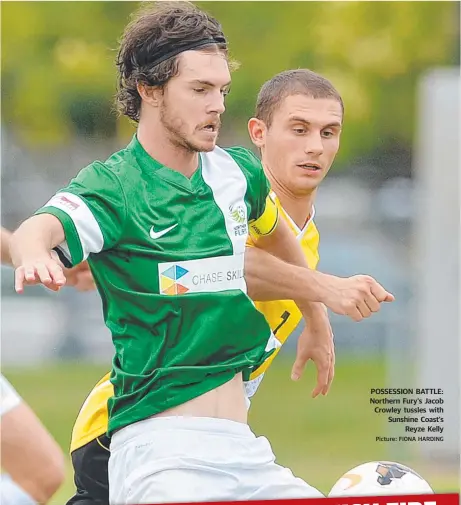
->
xmin=36 ymin=135 xmax=279 ymax=435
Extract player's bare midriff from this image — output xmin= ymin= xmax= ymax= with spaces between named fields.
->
xmin=153 ymin=372 xmax=248 ymax=424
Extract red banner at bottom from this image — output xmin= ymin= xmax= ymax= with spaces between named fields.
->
xmin=138 ymin=494 xmax=459 ymax=505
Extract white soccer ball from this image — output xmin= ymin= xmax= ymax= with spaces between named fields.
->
xmin=328 ymin=461 xmax=434 ymax=497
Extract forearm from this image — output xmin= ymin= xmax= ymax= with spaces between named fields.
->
xmin=10 ymin=214 xmax=65 ymax=267
xmin=1 ymin=227 xmax=13 ymax=265
xmin=245 ymin=245 xmax=326 ymax=304
xmin=249 ymin=218 xmax=329 ymax=304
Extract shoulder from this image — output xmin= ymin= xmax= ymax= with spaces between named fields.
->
xmin=201 ymin=145 xmax=265 ymax=191
xmin=221 ymin=146 xmax=262 ymax=173
xmin=74 ymin=148 xmax=141 ymax=194
xmin=209 ymin=146 xmax=264 ymax=190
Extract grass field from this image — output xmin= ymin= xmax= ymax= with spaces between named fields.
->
xmin=3 ymin=355 xmax=459 ymax=503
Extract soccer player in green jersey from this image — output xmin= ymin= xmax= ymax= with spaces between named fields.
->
xmin=10 ymin=3 xmax=393 ymax=502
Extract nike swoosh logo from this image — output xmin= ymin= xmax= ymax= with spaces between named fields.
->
xmin=149 ymin=223 xmax=178 ymax=240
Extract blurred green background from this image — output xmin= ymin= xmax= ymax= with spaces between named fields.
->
xmin=1 ymin=1 xmax=459 ymax=171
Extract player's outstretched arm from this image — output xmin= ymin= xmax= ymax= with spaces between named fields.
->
xmin=5 ymin=222 xmax=95 ymax=292
xmin=245 ymin=237 xmax=335 ymax=396
xmin=249 ymin=217 xmax=395 ymax=322
xmin=10 ymin=214 xmax=67 ymax=293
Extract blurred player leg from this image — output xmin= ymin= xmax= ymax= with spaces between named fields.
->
xmin=1 ymin=374 xmax=65 ymax=504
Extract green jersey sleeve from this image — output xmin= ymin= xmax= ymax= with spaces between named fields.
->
xmin=35 ymin=161 xmax=127 ymax=267
xmin=225 ymin=147 xmax=278 ymax=237
xmin=225 ymin=147 xmax=271 ymax=220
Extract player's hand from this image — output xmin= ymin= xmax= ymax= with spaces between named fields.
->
xmin=291 ymin=303 xmax=335 ymax=398
xmin=63 ymin=261 xmax=96 ymax=292
xmin=14 ymin=250 xmax=66 ymax=293
xmin=318 ymin=273 xmax=395 ymax=322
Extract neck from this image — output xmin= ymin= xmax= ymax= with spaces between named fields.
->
xmin=267 ymin=173 xmax=316 ymax=230
xmin=137 ymin=120 xmax=199 ymax=177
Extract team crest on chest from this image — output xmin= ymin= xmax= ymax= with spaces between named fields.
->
xmin=229 ymin=203 xmax=248 ymax=237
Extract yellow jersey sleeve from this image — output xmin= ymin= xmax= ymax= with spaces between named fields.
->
xmin=248 ymin=194 xmax=279 ymax=241
xmin=70 ymin=372 xmax=113 ymax=453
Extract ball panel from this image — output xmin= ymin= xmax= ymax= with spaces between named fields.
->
xmin=328 ymin=461 xmax=434 ymax=497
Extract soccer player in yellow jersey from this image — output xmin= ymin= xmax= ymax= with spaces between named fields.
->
xmin=66 ymin=69 xmax=392 ymax=504
xmin=246 ymin=68 xmax=344 ymax=389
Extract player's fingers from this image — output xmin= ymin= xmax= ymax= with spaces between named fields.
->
xmin=356 ymin=300 xmax=371 ymax=319
xmin=370 ymin=281 xmax=395 ymax=302
xmin=14 ymin=267 xmax=26 ymax=294
xmin=370 ymin=282 xmax=393 ymax=303
xmin=364 ymin=294 xmax=381 ymax=313
xmin=323 ymin=349 xmax=335 ymax=395
xmin=47 ymin=283 xmax=62 ymax=292
xmin=35 ymin=263 xmax=53 ymax=285
xmin=291 ymin=352 xmax=309 ymax=381
xmin=23 ymin=265 xmax=37 ymax=283
xmin=50 ymin=249 xmax=64 ymax=267
xmin=47 ymin=260 xmax=66 ymax=287
xmin=345 ymin=304 xmax=363 ymax=322
xmin=312 ymin=358 xmax=329 ymax=398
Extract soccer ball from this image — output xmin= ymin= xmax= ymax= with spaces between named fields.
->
xmin=328 ymin=461 xmax=434 ymax=497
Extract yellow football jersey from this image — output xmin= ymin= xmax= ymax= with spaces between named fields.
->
xmin=245 ymin=193 xmax=320 ymax=393
xmin=70 ymin=193 xmax=319 ymax=453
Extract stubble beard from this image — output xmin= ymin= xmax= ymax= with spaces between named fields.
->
xmin=160 ymin=102 xmax=215 ymax=154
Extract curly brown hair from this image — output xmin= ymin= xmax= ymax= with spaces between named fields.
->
xmin=115 ymin=2 xmax=228 ymax=122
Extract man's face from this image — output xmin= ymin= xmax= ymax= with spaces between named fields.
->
xmin=250 ymin=94 xmax=342 ymax=195
xmin=160 ymin=50 xmax=231 ymax=153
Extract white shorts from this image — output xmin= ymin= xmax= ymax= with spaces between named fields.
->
xmin=0 ymin=374 xmax=21 ymax=417
xmin=108 ymin=416 xmax=323 ymax=504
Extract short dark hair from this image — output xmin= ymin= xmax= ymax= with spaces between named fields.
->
xmin=116 ymin=1 xmax=228 ymax=122
xmin=255 ymin=69 xmax=344 ymax=127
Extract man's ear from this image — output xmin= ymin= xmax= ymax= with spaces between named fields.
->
xmin=248 ymin=117 xmax=267 ymax=149
xmin=137 ymin=83 xmax=163 ymax=108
